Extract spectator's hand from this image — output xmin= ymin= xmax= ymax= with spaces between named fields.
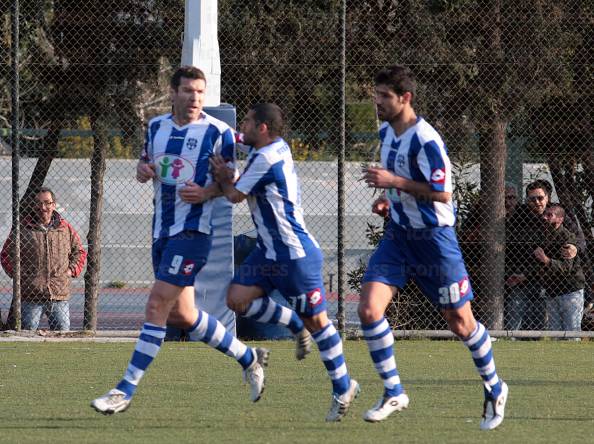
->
xmin=561 ymin=243 xmax=577 ymax=259
xmin=209 ymin=155 xmax=235 ymax=184
xmin=371 ymin=196 xmax=390 ymax=218
xmin=583 ymin=302 xmax=594 ymax=321
xmin=506 ymin=273 xmax=526 ymax=287
xmin=534 ymin=247 xmax=549 ymax=264
xmin=178 ymin=181 xmax=210 ymax=204
xmin=363 ymin=166 xmax=398 ymax=189
xmin=136 ymin=162 xmax=156 ymax=183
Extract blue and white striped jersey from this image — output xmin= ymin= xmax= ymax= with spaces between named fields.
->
xmin=379 ymin=117 xmax=456 ymax=228
xmin=234 ymin=138 xmax=320 ymax=261
xmin=141 ymin=112 xmax=235 ymax=239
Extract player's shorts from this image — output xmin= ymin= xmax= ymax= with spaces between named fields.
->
xmin=232 ymin=246 xmax=327 ymax=317
xmin=362 ymin=221 xmax=473 ymax=310
xmin=152 ymin=230 xmax=212 ymax=287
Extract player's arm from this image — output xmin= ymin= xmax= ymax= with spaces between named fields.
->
xmin=363 ymin=167 xmax=451 ymax=203
xmin=136 ymin=159 xmax=156 ymax=183
xmin=178 ymin=181 xmax=223 ymax=204
xmin=209 ymin=155 xmax=247 ymax=203
xmin=371 ymin=194 xmax=390 ymax=218
xmin=136 ymin=127 xmax=156 ymax=183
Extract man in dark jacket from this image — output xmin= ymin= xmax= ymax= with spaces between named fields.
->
xmin=535 ymin=204 xmax=585 ymax=333
xmin=504 ymin=183 xmax=549 ymax=330
xmin=1 ymin=187 xmax=87 ymax=331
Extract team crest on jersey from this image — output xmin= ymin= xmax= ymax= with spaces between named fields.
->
xmin=396 ymin=154 xmax=406 ymax=168
xmin=430 ymin=168 xmax=445 ymax=184
xmin=181 ymin=259 xmax=196 ymax=275
xmin=459 ymin=277 xmax=470 ymax=296
xmin=186 ymin=138 xmax=198 ymax=150
xmin=154 ymin=154 xmax=195 ymax=185
xmin=306 ymin=288 xmax=323 ymax=307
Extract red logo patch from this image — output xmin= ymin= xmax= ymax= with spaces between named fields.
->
xmin=459 ymin=277 xmax=470 ymax=296
xmin=181 ymin=260 xmax=196 ymax=275
xmin=430 ymin=168 xmax=446 ymax=184
xmin=306 ymin=288 xmax=323 ymax=307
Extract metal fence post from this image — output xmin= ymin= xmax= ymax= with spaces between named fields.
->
xmin=336 ymin=0 xmax=346 ymax=335
xmin=9 ymin=0 xmax=21 ymax=331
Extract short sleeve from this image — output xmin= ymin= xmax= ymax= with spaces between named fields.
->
xmin=417 ymin=140 xmax=448 ymax=192
xmin=235 ymin=153 xmax=274 ymax=195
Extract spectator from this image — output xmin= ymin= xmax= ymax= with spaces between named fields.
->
xmin=504 ymin=181 xmax=549 ymax=330
xmin=1 ymin=187 xmax=87 ymax=331
xmin=535 ymin=204 xmax=585 ymax=335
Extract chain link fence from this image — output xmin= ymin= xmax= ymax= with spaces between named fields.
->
xmin=1 ymin=1 xmax=592 ymax=336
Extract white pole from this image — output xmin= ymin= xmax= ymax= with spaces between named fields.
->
xmin=182 ymin=0 xmax=221 ymax=106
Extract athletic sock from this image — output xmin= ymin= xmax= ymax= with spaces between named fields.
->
xmin=188 ymin=309 xmax=255 ymax=370
xmin=362 ymin=317 xmax=404 ymax=397
xmin=312 ymin=323 xmax=351 ymax=396
xmin=244 ymin=296 xmax=305 ymax=335
xmin=116 ymin=322 xmax=166 ymax=398
xmin=461 ymin=322 xmax=502 ymax=399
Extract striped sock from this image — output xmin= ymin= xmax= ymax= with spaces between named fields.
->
xmin=312 ymin=323 xmax=351 ymax=396
xmin=116 ymin=322 xmax=166 ymax=398
xmin=244 ymin=296 xmax=304 ymax=335
xmin=461 ymin=322 xmax=502 ymax=398
xmin=188 ymin=309 xmax=255 ymax=370
xmin=362 ymin=318 xmax=404 ymax=397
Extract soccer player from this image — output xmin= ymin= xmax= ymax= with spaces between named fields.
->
xmin=91 ymin=66 xmax=271 ymax=414
xmin=210 ymin=103 xmax=359 ymax=422
xmin=359 ymin=65 xmax=508 ymax=430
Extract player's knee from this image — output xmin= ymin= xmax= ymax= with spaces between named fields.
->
xmin=358 ymin=303 xmax=380 ymax=324
xmin=226 ymin=293 xmax=243 ymax=314
xmin=167 ymin=310 xmax=194 ymax=329
xmin=448 ymin=316 xmax=475 ymax=338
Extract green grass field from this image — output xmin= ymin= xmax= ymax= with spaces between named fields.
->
xmin=1 ymin=339 xmax=592 ymax=444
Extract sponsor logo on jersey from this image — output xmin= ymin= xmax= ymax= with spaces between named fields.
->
xmin=306 ymin=288 xmax=323 ymax=307
xmin=154 ymin=154 xmax=195 ymax=185
xmin=181 ymin=259 xmax=196 ymax=275
xmin=459 ymin=276 xmax=470 ymax=295
xmin=430 ymin=168 xmax=446 ymax=184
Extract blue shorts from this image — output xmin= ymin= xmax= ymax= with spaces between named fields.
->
xmin=232 ymin=247 xmax=327 ymax=317
xmin=152 ymin=230 xmax=212 ymax=287
xmin=363 ymin=221 xmax=473 ymax=309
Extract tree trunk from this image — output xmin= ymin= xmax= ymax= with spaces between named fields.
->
xmin=478 ymin=118 xmax=507 ymax=329
xmin=83 ymin=104 xmax=108 ymax=331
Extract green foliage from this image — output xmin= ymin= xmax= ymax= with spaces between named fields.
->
xmin=57 ymin=117 xmax=134 ymax=158
xmin=347 ymin=222 xmax=385 ymax=293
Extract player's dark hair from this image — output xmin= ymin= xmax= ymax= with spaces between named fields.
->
xmin=170 ymin=66 xmax=206 ymax=90
xmin=37 ymin=186 xmax=56 ymax=202
xmin=526 ymin=179 xmax=552 ymax=197
xmin=250 ymin=103 xmax=285 ymax=138
xmin=375 ymin=65 xmax=416 ymax=99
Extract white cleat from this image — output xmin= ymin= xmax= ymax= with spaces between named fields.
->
xmin=480 ymin=381 xmax=509 ymax=431
xmin=91 ymin=389 xmax=131 ymax=415
xmin=295 ymin=329 xmax=312 ymax=360
xmin=243 ymin=347 xmax=270 ymax=402
xmin=363 ymin=393 xmax=409 ymax=422
xmin=326 ymin=379 xmax=360 ymax=422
